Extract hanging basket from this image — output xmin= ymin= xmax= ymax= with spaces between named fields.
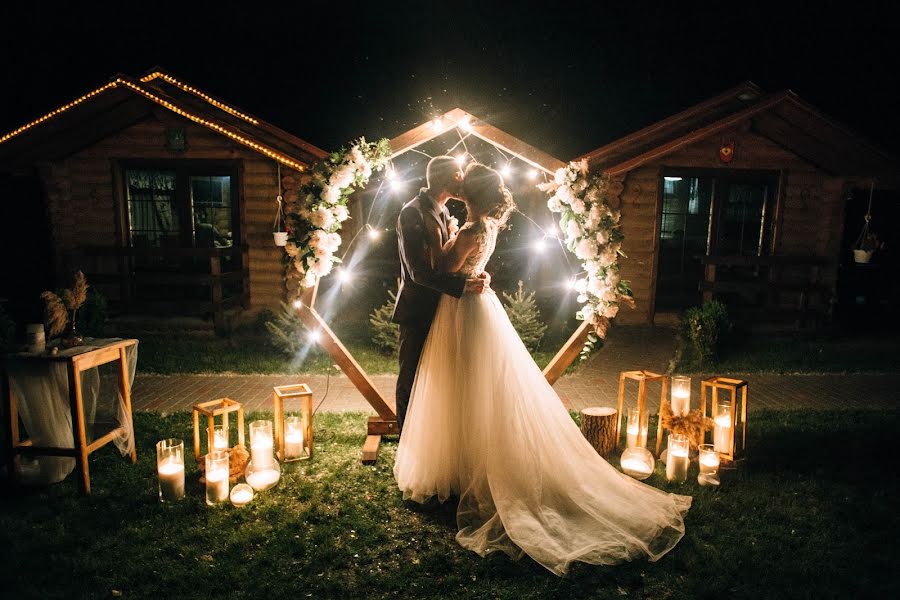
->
xmin=273 ymin=231 xmax=288 ymax=246
xmin=853 ymin=249 xmax=874 ymax=264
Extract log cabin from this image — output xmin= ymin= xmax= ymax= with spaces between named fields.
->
xmin=576 ymin=81 xmax=900 ymax=329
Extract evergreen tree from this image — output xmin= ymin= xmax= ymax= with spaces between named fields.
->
xmin=264 ymin=301 xmax=309 ymax=356
xmin=369 ymin=282 xmax=400 ymax=355
xmin=502 ymin=280 xmax=547 ymax=352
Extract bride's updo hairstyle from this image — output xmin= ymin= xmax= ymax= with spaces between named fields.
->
xmin=462 ymin=163 xmax=515 ymax=227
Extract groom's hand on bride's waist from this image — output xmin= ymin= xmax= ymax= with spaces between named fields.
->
xmin=463 ymin=276 xmax=489 ymax=294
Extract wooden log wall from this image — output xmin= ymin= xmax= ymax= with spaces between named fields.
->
xmin=41 ymin=108 xmax=290 ymax=313
xmin=612 ymin=122 xmax=848 ymax=322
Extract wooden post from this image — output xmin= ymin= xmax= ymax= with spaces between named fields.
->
xmin=580 ymin=407 xmax=617 ymax=458
xmin=542 ymin=321 xmax=591 ymax=385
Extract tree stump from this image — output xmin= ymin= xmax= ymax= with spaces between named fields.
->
xmin=580 ymin=407 xmax=618 ymax=458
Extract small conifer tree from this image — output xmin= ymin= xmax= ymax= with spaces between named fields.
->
xmin=502 ymin=280 xmax=547 ymax=352
xmin=369 ymin=281 xmax=400 ymax=355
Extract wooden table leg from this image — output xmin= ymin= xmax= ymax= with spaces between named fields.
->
xmin=67 ymin=363 xmax=91 ymax=495
xmin=2 ymin=368 xmax=18 ymax=489
xmin=117 ymin=347 xmax=137 ymax=463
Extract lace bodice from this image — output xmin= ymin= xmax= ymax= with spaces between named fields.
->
xmin=458 ymin=219 xmax=498 ymax=277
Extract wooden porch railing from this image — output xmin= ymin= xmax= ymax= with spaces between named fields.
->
xmin=68 ymin=244 xmax=250 ymax=333
xmin=698 ymin=254 xmax=836 ymax=328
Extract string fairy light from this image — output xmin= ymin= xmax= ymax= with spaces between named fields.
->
xmin=140 ymin=71 xmax=259 ymax=124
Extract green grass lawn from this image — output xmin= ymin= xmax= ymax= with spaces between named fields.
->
xmin=134 ymin=328 xmax=566 ymax=376
xmin=675 ymin=330 xmax=900 ymax=374
xmin=1 ymin=410 xmax=897 ymax=599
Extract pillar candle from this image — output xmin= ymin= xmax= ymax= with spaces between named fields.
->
xmin=157 ymin=458 xmax=185 ymax=502
xmin=713 ymin=414 xmax=732 ymax=454
xmin=666 ymin=434 xmax=689 ymax=483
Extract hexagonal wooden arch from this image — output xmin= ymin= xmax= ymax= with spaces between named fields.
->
xmin=295 ymin=108 xmax=593 ymax=463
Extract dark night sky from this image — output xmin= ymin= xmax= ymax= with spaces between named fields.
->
xmin=1 ymin=2 xmax=898 ymax=161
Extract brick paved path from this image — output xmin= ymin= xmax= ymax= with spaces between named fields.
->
xmin=131 ymin=325 xmax=900 ymax=415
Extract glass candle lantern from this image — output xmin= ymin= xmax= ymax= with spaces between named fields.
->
xmin=273 ymin=383 xmax=314 ymax=462
xmin=205 ymin=450 xmax=230 ymax=505
xmin=192 ymin=397 xmax=245 ymax=463
xmin=670 ymin=375 xmax=691 ymax=417
xmin=698 ymin=443 xmax=720 ymax=475
xmin=665 ymin=434 xmax=690 ymax=483
xmin=626 ymin=407 xmax=649 ymax=448
xmin=615 ymin=370 xmax=667 ymax=454
xmin=620 ymin=447 xmax=655 ymax=480
xmin=156 ymin=438 xmax=185 ymax=502
xmin=701 ymin=376 xmax=748 ymax=464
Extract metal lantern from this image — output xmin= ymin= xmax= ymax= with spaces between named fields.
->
xmin=192 ymin=398 xmax=245 ymax=463
xmin=701 ymin=376 xmax=748 ymax=465
xmin=615 ymin=370 xmax=668 ymax=453
xmin=273 ymin=383 xmax=314 ymax=462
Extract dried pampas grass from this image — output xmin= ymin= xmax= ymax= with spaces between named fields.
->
xmin=659 ymin=399 xmax=715 ymax=451
xmin=41 ymin=270 xmax=90 ymax=337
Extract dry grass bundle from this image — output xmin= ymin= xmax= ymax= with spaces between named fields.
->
xmin=660 ymin=399 xmax=715 ymax=450
xmin=198 ymin=445 xmax=250 ymax=484
xmin=40 ymin=271 xmax=90 ymax=338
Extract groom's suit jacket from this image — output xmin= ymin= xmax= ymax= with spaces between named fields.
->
xmin=391 ymin=188 xmax=466 ymax=327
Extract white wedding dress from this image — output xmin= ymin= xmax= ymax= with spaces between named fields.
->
xmin=393 ymin=219 xmax=691 ymax=576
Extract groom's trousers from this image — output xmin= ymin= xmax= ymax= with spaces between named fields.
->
xmin=396 ymin=324 xmax=429 ymax=435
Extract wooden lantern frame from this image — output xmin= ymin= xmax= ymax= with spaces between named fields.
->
xmin=700 ymin=376 xmax=748 ymax=464
xmin=273 ymin=383 xmax=314 ymax=462
xmin=292 ymin=108 xmax=607 ymax=464
xmin=192 ymin=397 xmax=245 ymax=462
xmin=615 ymin=370 xmax=668 ymax=453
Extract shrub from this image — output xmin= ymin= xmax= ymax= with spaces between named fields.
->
xmin=264 ymin=301 xmax=310 ymax=356
xmin=679 ymin=300 xmax=731 ymax=368
xmin=368 ymin=284 xmax=400 ymax=355
xmin=502 ymin=280 xmax=548 ymax=353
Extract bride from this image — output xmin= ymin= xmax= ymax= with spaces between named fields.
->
xmin=393 ymin=162 xmax=691 ymax=576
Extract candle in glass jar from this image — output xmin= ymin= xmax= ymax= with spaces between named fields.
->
xmin=714 ymin=414 xmax=732 ymax=453
xmin=699 ymin=444 xmax=720 ymax=474
xmin=670 ymin=375 xmax=691 ymax=417
xmin=249 ymin=420 xmax=275 ymax=469
xmin=246 ymin=468 xmax=280 ymax=490
xmin=212 ymin=425 xmax=228 ymax=451
xmin=205 ymin=450 xmax=230 ymax=505
xmin=666 ymin=434 xmax=689 ymax=483
xmin=284 ymin=425 xmax=304 ymax=460
xmin=230 ymin=483 xmax=254 ymax=507
xmin=156 ymin=438 xmax=185 ymax=503
xmin=621 ymin=457 xmax=652 ymax=476
xmin=157 ymin=459 xmax=184 ymax=502
xmin=626 ymin=408 xmax=648 ymax=448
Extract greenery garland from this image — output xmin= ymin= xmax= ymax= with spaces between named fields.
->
xmin=538 ymin=160 xmax=635 ymax=357
xmin=283 ymin=137 xmax=391 ymax=292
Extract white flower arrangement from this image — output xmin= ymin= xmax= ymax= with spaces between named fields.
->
xmin=538 ymin=159 xmax=634 ymax=349
xmin=285 ymin=137 xmax=391 ymax=290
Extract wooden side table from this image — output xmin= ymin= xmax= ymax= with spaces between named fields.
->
xmin=1 ymin=338 xmax=138 ymax=494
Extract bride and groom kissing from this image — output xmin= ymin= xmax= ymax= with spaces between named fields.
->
xmin=390 ymin=156 xmax=691 ymax=576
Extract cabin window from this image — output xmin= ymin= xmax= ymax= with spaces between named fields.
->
xmin=656 ymin=170 xmax=777 ymax=310
xmin=124 ymin=165 xmax=237 ymax=249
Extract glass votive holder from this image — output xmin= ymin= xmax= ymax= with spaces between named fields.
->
xmin=230 ymin=483 xmax=254 ymax=507
xmin=205 ymin=450 xmax=230 ymax=506
xmin=249 ymin=420 xmax=276 ymax=470
xmin=665 ymin=433 xmax=689 ymax=483
xmin=211 ymin=424 xmax=229 ymax=451
xmin=626 ymin=407 xmax=648 ymax=448
xmin=156 ymin=438 xmax=185 ymax=503
xmin=671 ymin=375 xmax=691 ymax=417
xmin=699 ymin=443 xmax=720 ymax=475
xmin=620 ymin=446 xmax=655 ymax=480
xmin=283 ymin=416 xmax=305 ymax=461
xmin=714 ymin=400 xmax=733 ymax=454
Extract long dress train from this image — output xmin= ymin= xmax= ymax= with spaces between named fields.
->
xmin=393 ymin=220 xmax=691 ymax=576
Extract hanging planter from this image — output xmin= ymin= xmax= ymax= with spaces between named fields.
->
xmin=852 ymin=181 xmax=879 ymax=264
xmin=273 ymin=163 xmax=288 ymax=246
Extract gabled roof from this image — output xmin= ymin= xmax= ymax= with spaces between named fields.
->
xmin=0 ymin=68 xmax=327 ymax=170
xmin=578 ymin=81 xmax=899 ymax=179
xmin=388 ymin=107 xmax=566 ymax=174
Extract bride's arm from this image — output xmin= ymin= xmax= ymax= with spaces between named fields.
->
xmin=441 ymin=228 xmax=478 ymax=274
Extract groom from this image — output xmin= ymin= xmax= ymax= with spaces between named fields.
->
xmin=391 ymin=156 xmax=489 ymax=435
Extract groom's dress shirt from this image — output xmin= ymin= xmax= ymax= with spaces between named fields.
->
xmin=392 ymin=188 xmax=466 ymax=327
